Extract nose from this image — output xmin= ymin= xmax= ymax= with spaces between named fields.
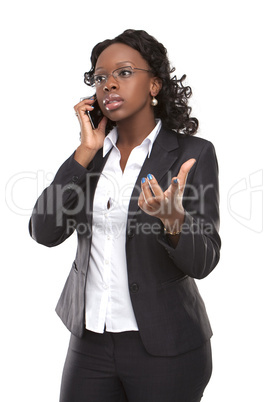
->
xmin=103 ymin=74 xmax=119 ymax=92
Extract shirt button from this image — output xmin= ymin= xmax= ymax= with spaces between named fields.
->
xmin=103 ymin=283 xmax=109 ymax=289
xmin=105 ymin=259 xmax=109 ymax=265
xmin=129 ymin=283 xmax=139 ymax=293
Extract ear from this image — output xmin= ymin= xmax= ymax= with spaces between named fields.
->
xmin=150 ymin=77 xmax=162 ymax=97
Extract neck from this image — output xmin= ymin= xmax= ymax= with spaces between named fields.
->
xmin=116 ymin=112 xmax=156 ymax=148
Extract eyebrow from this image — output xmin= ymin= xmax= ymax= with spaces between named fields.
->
xmin=95 ymin=61 xmax=134 ymax=72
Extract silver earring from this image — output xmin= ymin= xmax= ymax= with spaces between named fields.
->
xmin=151 ymin=96 xmax=158 ymax=106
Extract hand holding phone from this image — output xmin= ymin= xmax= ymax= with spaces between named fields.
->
xmin=80 ymin=96 xmax=96 ymax=129
xmin=74 ymin=97 xmax=107 ymax=165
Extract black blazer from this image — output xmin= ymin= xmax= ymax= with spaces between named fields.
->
xmin=29 ymin=127 xmax=221 ymax=357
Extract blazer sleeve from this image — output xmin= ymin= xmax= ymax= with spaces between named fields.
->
xmin=28 ymin=152 xmax=89 ymax=247
xmin=158 ymin=140 xmax=221 ymax=279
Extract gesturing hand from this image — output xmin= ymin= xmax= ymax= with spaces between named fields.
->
xmin=138 ymin=159 xmax=196 ymax=233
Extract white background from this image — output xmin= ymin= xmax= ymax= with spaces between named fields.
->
xmin=1 ymin=0 xmax=267 ymax=400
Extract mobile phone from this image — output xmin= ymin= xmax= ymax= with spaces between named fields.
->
xmin=80 ymin=97 xmax=96 ymax=129
xmin=80 ymin=97 xmax=113 ymax=135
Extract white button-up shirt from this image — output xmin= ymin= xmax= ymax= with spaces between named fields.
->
xmin=85 ymin=119 xmax=162 ymax=333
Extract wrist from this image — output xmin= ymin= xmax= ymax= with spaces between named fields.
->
xmin=74 ymin=145 xmax=97 ymax=168
xmin=161 ymin=211 xmax=185 ymax=235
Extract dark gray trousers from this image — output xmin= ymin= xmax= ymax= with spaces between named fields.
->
xmin=60 ymin=329 xmax=212 ymax=402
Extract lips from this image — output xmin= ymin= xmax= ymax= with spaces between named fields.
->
xmin=103 ymin=94 xmax=124 ymax=111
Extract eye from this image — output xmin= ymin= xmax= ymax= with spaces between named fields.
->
xmin=94 ymin=75 xmax=106 ymax=85
xmin=117 ymin=68 xmax=133 ymax=78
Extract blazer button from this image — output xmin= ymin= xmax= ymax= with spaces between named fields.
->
xmin=130 ymin=282 xmax=139 ymax=293
xmin=127 ymin=229 xmax=135 ymax=238
xmin=72 ymin=175 xmax=79 ymax=183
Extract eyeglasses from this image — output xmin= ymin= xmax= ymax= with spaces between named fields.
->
xmin=91 ymin=66 xmax=152 ymax=87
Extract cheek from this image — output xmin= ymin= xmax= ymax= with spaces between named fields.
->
xmin=95 ymin=88 xmax=102 ymax=102
xmin=126 ymin=80 xmax=151 ymax=105
xmin=95 ymin=91 xmax=106 ymax=113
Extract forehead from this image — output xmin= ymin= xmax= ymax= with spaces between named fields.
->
xmin=95 ymin=43 xmax=148 ymax=70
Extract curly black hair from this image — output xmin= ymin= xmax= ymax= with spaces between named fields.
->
xmin=84 ymin=29 xmax=198 ymax=136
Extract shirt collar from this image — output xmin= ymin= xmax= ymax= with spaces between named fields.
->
xmin=103 ymin=119 xmax=162 ymax=157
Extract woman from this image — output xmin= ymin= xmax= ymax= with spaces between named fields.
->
xmin=29 ymin=29 xmax=221 ymax=402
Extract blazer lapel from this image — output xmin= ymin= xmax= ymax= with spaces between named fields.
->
xmin=85 ymin=148 xmax=112 ymax=218
xmin=128 ymin=127 xmax=180 ymax=219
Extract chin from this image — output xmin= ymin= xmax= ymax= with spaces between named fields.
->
xmin=103 ymin=109 xmax=127 ymax=122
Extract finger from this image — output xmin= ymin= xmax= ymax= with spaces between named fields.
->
xmin=97 ymin=116 xmax=108 ymax=133
xmin=80 ymin=95 xmax=96 ymax=102
xmin=74 ymin=97 xmax=96 ymax=114
xmin=141 ymin=178 xmax=154 ymax=206
xmin=74 ymin=103 xmax=95 ymax=114
xmin=177 ymin=158 xmax=196 ymax=192
xmin=138 ymin=188 xmax=146 ymax=209
xmin=141 ymin=176 xmax=164 ymax=209
xmin=138 ymin=185 xmax=154 ymax=212
xmin=75 ymin=104 xmax=95 ymax=121
xmin=146 ymin=174 xmax=163 ymax=199
xmin=140 ymin=177 xmax=154 ymax=212
xmin=167 ymin=176 xmax=180 ymax=198
xmin=74 ymin=96 xmax=96 ymax=108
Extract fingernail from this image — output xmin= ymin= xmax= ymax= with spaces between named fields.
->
xmin=89 ymin=96 xmax=95 ymax=100
xmin=173 ymin=178 xmax=178 ymax=184
xmin=147 ymin=174 xmax=153 ymax=180
xmin=141 ymin=177 xmax=146 ymax=184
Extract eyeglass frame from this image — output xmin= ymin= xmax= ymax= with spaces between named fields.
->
xmin=91 ymin=65 xmax=153 ymax=87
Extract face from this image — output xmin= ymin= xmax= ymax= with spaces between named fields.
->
xmin=94 ymin=43 xmax=161 ymax=123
